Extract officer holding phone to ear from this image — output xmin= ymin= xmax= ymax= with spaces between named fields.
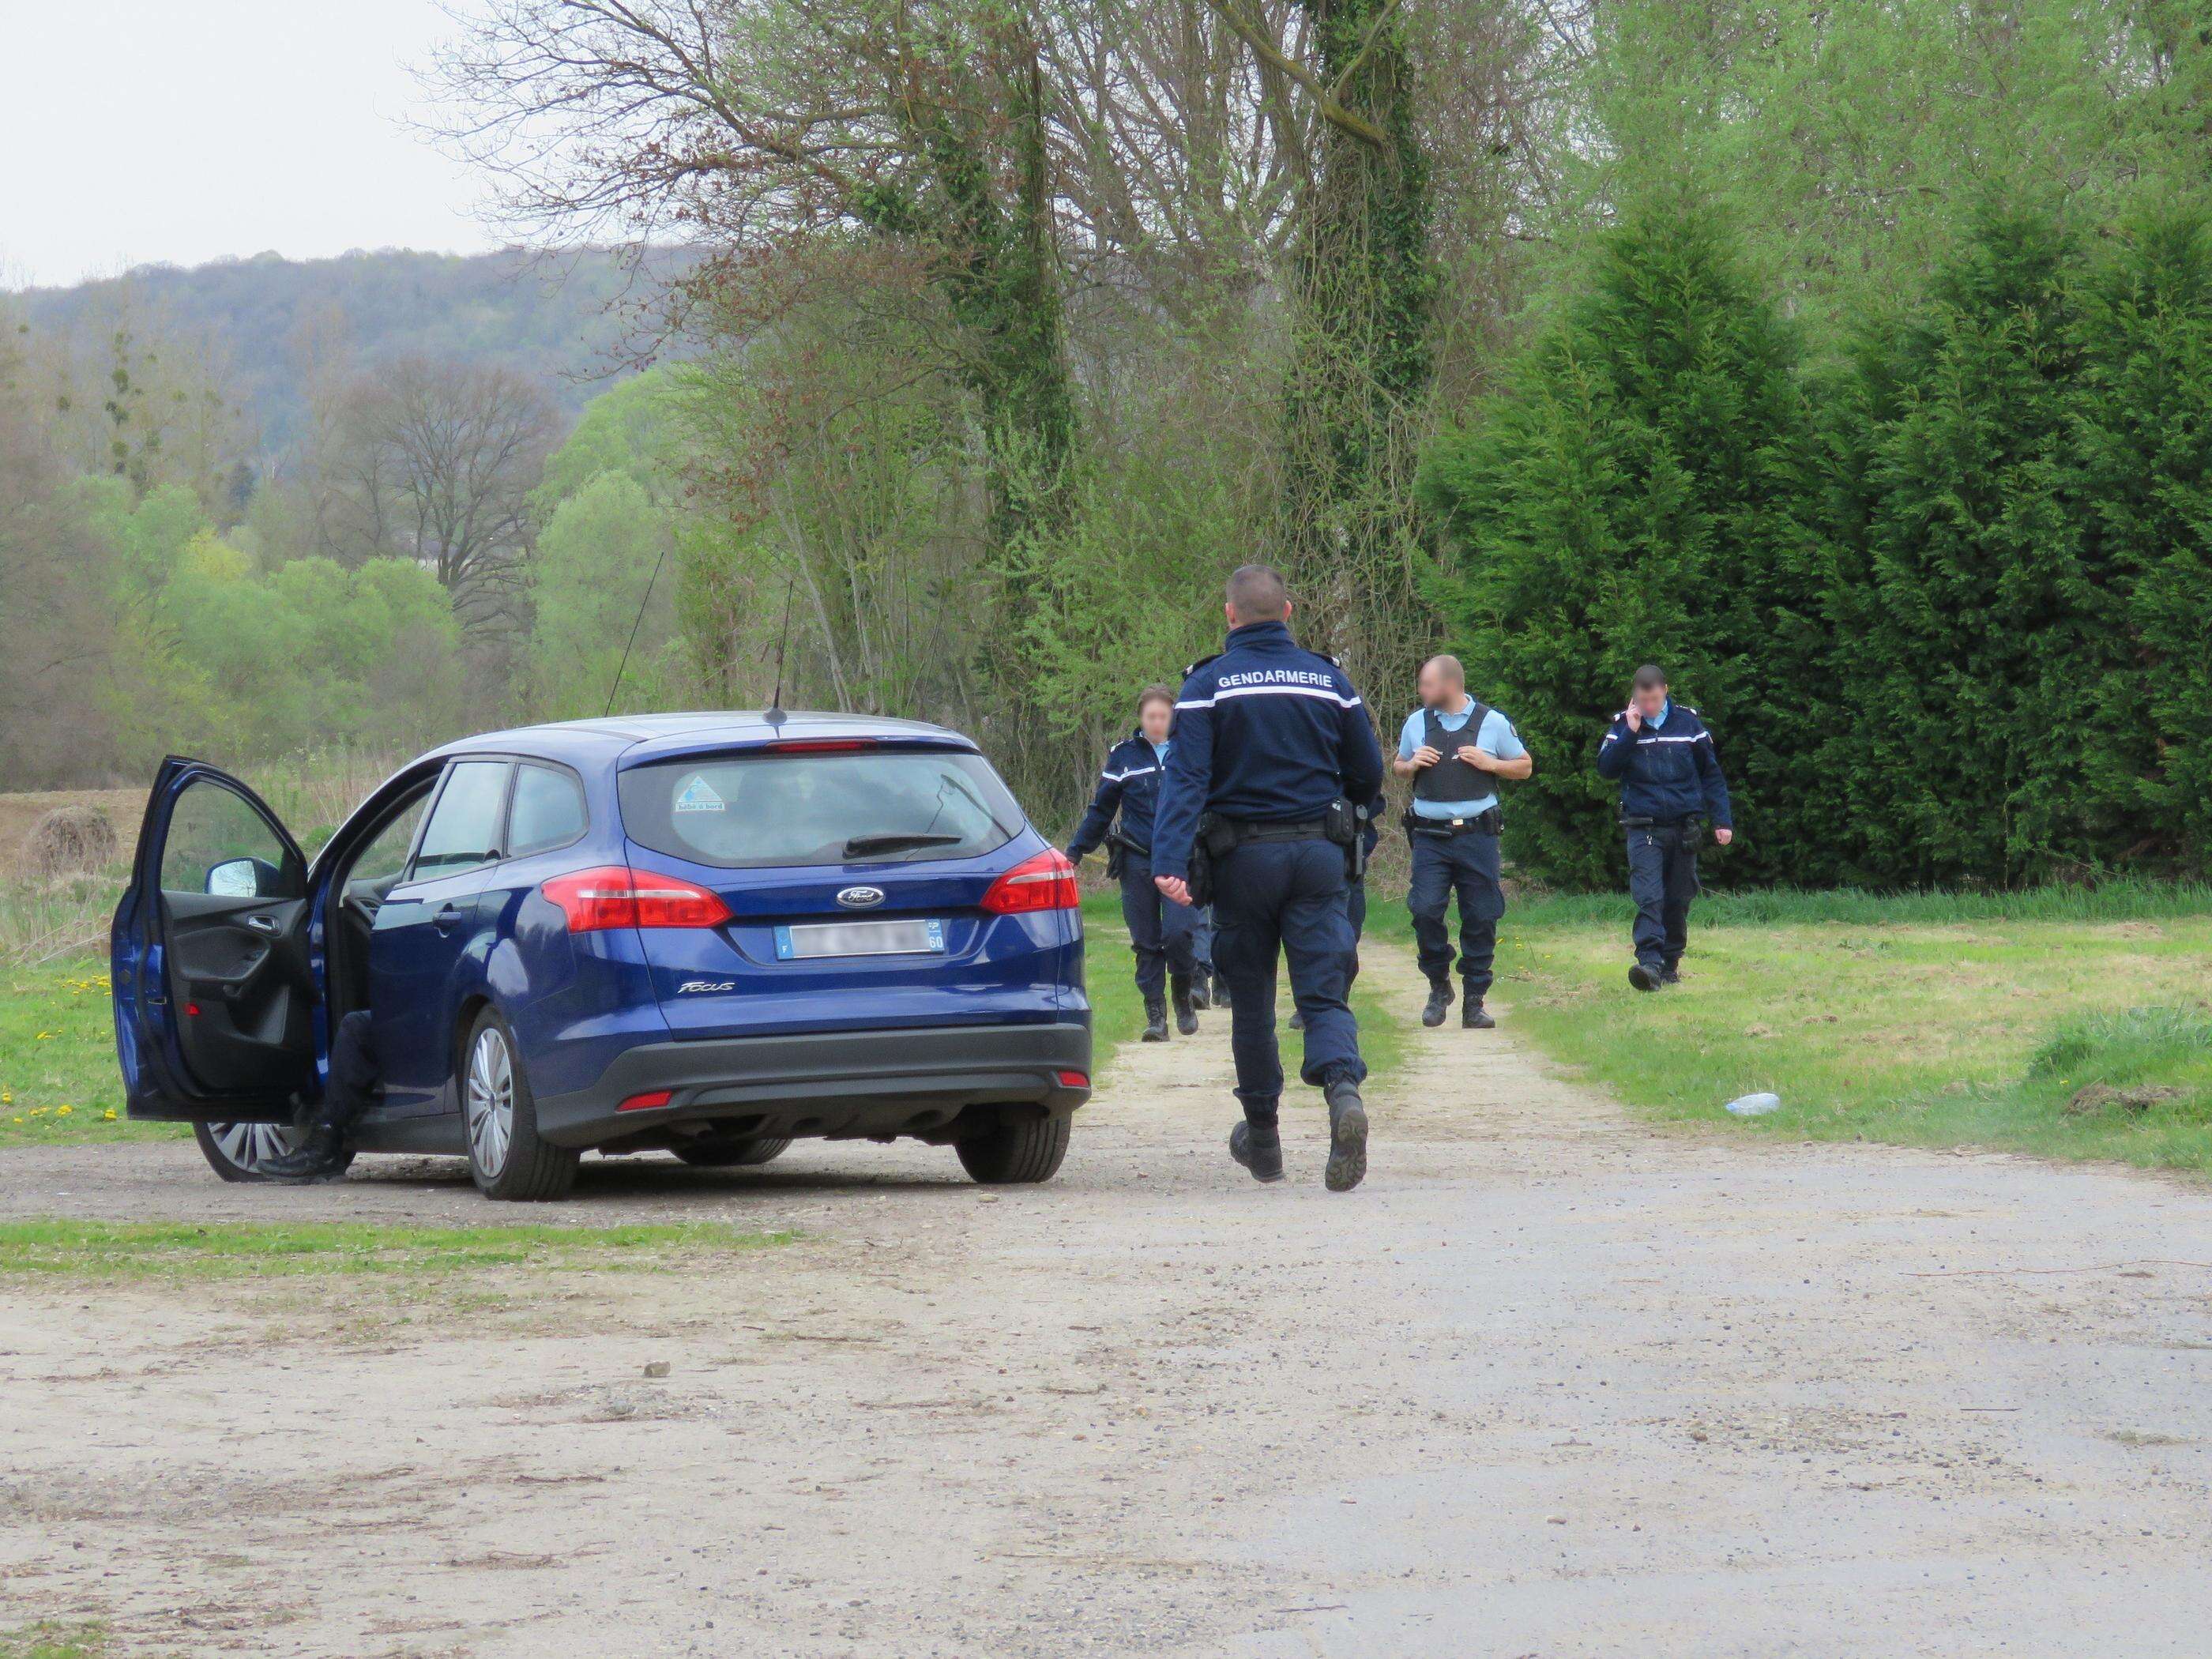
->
xmin=1597 ymin=664 xmax=1732 ymax=991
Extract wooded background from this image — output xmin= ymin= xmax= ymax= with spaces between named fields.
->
xmin=3 ymin=0 xmax=2209 ymax=886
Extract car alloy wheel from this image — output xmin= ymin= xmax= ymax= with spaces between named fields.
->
xmin=465 ymin=1024 xmax=516 ymax=1179
xmin=212 ymin=1120 xmax=304 ymax=1171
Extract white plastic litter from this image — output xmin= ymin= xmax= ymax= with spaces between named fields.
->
xmin=1725 ymin=1092 xmax=1782 ymax=1117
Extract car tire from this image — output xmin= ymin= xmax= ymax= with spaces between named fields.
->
xmin=192 ymin=1120 xmax=356 ymax=1183
xmin=672 ymin=1135 xmax=792 ymax=1168
xmin=954 ymin=1111 xmax=1072 ymax=1184
xmin=460 ymin=1007 xmax=578 ymax=1202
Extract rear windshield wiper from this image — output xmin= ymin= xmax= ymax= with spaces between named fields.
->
xmin=843 ymin=832 xmax=964 ymax=858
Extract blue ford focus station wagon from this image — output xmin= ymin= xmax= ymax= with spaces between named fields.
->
xmin=111 ymin=713 xmax=1091 ymax=1199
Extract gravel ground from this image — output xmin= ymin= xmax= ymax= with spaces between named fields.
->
xmin=3 ymin=953 xmax=2211 ymax=1657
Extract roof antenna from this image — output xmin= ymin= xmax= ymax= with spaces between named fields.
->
xmin=764 ymin=575 xmax=796 ymax=729
xmin=603 ymin=540 xmax=672 ymax=720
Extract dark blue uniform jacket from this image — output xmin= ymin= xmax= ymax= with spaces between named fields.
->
xmin=1597 ymin=703 xmax=1733 ymax=828
xmin=1067 ymin=730 xmax=1168 ymax=860
xmin=1151 ymin=620 xmax=1385 ymax=881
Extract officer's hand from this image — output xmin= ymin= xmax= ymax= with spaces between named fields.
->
xmin=1714 ymin=827 xmax=1733 ymax=847
xmin=1455 ymin=744 xmax=1494 ymax=773
xmin=1409 ymin=744 xmax=1441 ymax=769
xmin=1623 ymin=705 xmax=1642 ymax=733
xmin=1155 ymin=875 xmax=1192 ymax=907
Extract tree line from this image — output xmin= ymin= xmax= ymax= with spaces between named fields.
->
xmin=1424 ymin=194 xmax=2212 ymax=890
xmin=6 ymin=0 xmax=2211 ymax=891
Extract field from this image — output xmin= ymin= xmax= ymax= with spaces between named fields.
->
xmin=1473 ymin=883 xmax=2212 ymax=1174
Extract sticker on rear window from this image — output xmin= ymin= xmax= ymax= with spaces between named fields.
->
xmin=672 ymin=773 xmax=725 ymax=814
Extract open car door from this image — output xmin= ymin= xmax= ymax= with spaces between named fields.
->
xmin=111 ymin=757 xmax=315 ymax=1123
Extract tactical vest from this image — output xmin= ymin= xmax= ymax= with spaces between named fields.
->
xmin=1413 ymin=702 xmax=1492 ymax=802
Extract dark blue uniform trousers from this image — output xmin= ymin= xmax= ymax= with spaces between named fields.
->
xmin=1408 ymin=830 xmax=1503 ymax=998
xmin=1119 ymin=855 xmax=1197 ymax=997
xmin=1211 ymin=840 xmax=1365 ymax=1123
xmin=1626 ymin=824 xmax=1700 ymax=971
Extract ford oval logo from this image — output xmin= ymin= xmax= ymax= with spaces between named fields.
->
xmin=837 ymin=886 xmax=886 ymax=910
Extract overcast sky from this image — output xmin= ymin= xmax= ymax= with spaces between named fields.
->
xmin=0 ymin=0 xmax=501 ymax=289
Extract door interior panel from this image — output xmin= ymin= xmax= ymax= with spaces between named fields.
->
xmin=161 ymin=892 xmax=314 ymax=1097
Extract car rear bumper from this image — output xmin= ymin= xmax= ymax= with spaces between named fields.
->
xmin=532 ymin=1020 xmax=1093 ymax=1149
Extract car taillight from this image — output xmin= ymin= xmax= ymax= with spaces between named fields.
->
xmin=980 ymin=848 xmax=1079 ymax=914
xmin=540 ymin=866 xmax=733 ymax=932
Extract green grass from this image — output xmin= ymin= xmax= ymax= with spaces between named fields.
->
xmin=0 ymin=954 xmax=167 ymax=1146
xmin=1492 ymin=893 xmax=2212 ymax=1173
xmin=0 ymin=1624 xmax=107 ymax=1659
xmin=1506 ymin=878 xmax=2212 ymax=929
xmin=0 ymin=1219 xmax=795 ymax=1281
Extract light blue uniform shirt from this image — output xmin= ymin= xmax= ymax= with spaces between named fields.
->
xmin=1398 ymin=698 xmax=1525 ymax=819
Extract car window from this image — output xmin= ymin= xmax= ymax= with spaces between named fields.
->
xmin=506 ymin=765 xmax=587 ymax=857
xmin=160 ymin=781 xmax=303 ymax=900
xmin=348 ymin=792 xmax=431 ymax=889
xmin=619 ymin=748 xmax=1024 ymax=870
xmin=408 ymin=762 xmax=510 ymax=882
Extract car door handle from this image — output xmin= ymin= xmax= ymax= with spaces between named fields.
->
xmin=243 ymin=914 xmax=279 ymax=934
xmin=433 ymin=904 xmax=468 ymax=934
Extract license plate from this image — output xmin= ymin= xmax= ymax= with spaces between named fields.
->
xmin=775 ymin=919 xmax=946 ymax=960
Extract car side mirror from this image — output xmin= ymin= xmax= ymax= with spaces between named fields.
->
xmin=205 ymin=858 xmax=261 ymax=898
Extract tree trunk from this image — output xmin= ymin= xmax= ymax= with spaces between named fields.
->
xmin=1277 ymin=0 xmax=1435 ymax=689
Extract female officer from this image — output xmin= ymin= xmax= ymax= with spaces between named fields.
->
xmin=1066 ymin=686 xmax=1199 ymax=1040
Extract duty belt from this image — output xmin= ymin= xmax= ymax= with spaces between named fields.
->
xmin=1404 ymin=806 xmax=1500 ymax=837
xmin=1620 ymin=814 xmax=1703 ymax=831
xmin=1223 ymin=818 xmax=1330 ymax=844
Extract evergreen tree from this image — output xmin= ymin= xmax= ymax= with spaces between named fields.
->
xmin=1419 ymin=200 xmax=1827 ymax=890
xmin=1845 ymin=204 xmax=2097 ymax=885
xmin=2074 ymin=202 xmax=2212 ymax=875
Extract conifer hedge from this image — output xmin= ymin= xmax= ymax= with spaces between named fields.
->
xmin=1420 ymin=197 xmax=2212 ymax=889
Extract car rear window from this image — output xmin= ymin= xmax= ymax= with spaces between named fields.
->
xmin=619 ymin=748 xmax=1025 ymax=870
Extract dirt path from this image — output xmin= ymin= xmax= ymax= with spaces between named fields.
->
xmin=5 ymin=955 xmax=2212 ymax=1657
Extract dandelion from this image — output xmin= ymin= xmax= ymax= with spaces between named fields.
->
xmin=1 ymin=1091 xmax=11 ymax=1104
xmin=55 ymin=1105 xmax=73 ymax=1116
xmin=28 ymin=1107 xmax=46 ymax=1118
xmin=102 ymin=1108 xmax=117 ymax=1121
xmin=33 ymin=1031 xmax=53 ymax=1041
xmin=9 ymin=1116 xmax=21 ymax=1125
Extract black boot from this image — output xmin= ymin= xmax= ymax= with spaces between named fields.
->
xmin=1288 ymin=1007 xmax=1306 ymax=1031
xmin=1228 ymin=1119 xmax=1285 ymax=1183
xmin=1189 ymin=971 xmax=1212 ymax=1012
xmin=1660 ymin=961 xmax=1681 ymax=985
xmin=1422 ymin=976 xmax=1454 ymax=1028
xmin=1142 ymin=995 xmax=1169 ymax=1040
xmin=1171 ymin=974 xmax=1198 ymax=1036
xmin=259 ymin=1121 xmax=348 ymax=1183
xmin=1322 ymin=1076 xmax=1367 ymax=1193
xmin=1462 ymin=990 xmax=1495 ymax=1029
xmin=1628 ymin=962 xmax=1661 ymax=992
xmin=1212 ymin=975 xmax=1232 ymax=1011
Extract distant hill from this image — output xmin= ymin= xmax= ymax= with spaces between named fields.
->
xmin=9 ymin=246 xmax=697 ymax=456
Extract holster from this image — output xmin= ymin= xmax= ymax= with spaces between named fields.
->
xmin=1187 ymin=811 xmax=1237 ymax=908
xmin=1323 ymin=797 xmax=1367 ymax=882
xmin=1104 ymin=825 xmax=1149 ymax=882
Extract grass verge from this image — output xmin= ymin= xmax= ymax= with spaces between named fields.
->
xmin=0 ymin=1625 xmax=106 ymax=1659
xmin=1492 ymin=897 xmax=2212 ymax=1173
xmin=0 ymin=1219 xmax=795 ymax=1281
xmin=0 ymin=954 xmax=166 ymax=1146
